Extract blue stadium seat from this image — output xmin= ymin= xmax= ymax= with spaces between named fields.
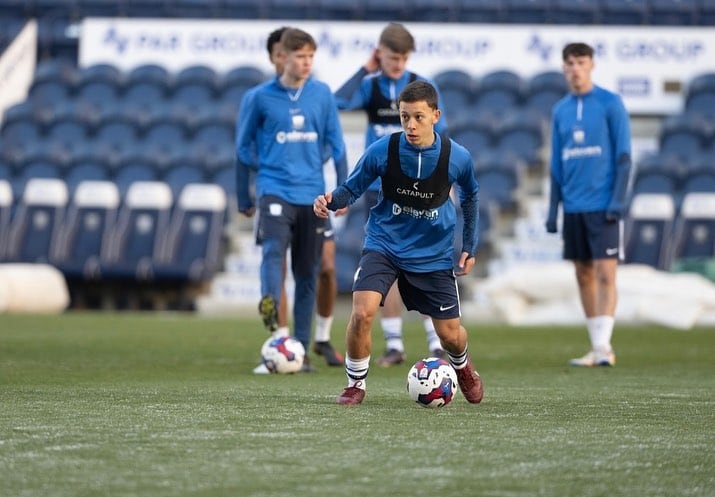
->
xmin=315 ymin=0 xmax=362 ymax=20
xmin=4 ymin=177 xmax=68 ymax=264
xmin=168 ymin=0 xmax=221 ymax=17
xmin=122 ymin=80 xmax=168 ymax=109
xmin=681 ymin=171 xmax=715 ymax=195
xmin=11 ymin=160 xmax=62 ymax=200
xmin=52 ymin=180 xmax=120 ymax=279
xmin=267 ymin=0 xmax=316 ymax=19
xmin=79 ymin=0 xmax=126 ymax=16
xmin=33 ymin=57 xmax=77 ymax=87
xmin=624 ymin=193 xmax=675 ymax=270
xmin=456 ymin=0 xmax=504 ymax=23
xmin=449 ymin=121 xmax=495 ymax=159
xmin=125 ymin=0 xmax=169 ymax=17
xmin=600 ymin=0 xmax=648 ymax=24
xmin=551 ymin=0 xmax=599 ymax=24
xmin=0 ymin=114 xmax=44 ymax=167
xmin=33 ymin=0 xmax=79 ymax=18
xmin=503 ymin=0 xmax=551 ymax=23
xmin=113 ymin=160 xmax=159 ymax=195
xmin=175 ymin=65 xmax=218 ymax=89
xmin=649 ymin=0 xmax=697 ymax=25
xmin=153 ymin=183 xmax=227 ymax=282
xmin=210 ymin=166 xmax=237 ymax=212
xmin=222 ymin=0 xmax=268 ymax=18
xmin=700 ymin=0 xmax=715 ymax=25
xmin=223 ymin=65 xmax=267 ymax=89
xmin=670 ymin=191 xmax=715 ymax=261
xmin=73 ymin=80 xmax=120 ymax=114
xmin=94 ymin=115 xmax=141 ymax=155
xmin=471 ymin=70 xmax=523 ymax=119
xmin=524 ymin=70 xmax=568 ymax=119
xmin=474 ymin=158 xmax=521 ymax=212
xmin=631 ymin=169 xmax=678 ymax=196
xmin=363 ymin=0 xmax=408 ymax=20
xmin=101 ymin=181 xmax=173 ymax=280
xmin=64 ymin=162 xmax=110 ymax=195
xmin=28 ymin=79 xmax=71 ymax=109
xmin=0 ymin=179 xmax=12 ymax=261
xmin=433 ymin=69 xmax=475 ymax=122
xmin=495 ymin=110 xmax=544 ymax=168
xmin=45 ymin=115 xmax=88 ymax=152
xmin=0 ymin=160 xmax=12 ymax=181
xmin=126 ymin=63 xmax=171 ymax=88
xmin=412 ymin=0 xmax=458 ymax=22
xmin=659 ymin=114 xmax=709 ymax=164
xmin=163 ymin=164 xmax=207 ymax=198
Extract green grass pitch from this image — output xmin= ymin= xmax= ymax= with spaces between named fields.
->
xmin=1 ymin=312 xmax=713 ymax=497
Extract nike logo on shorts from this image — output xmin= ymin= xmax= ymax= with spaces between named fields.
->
xmin=605 ymin=248 xmax=619 ymax=256
xmin=439 ymin=304 xmax=456 ymax=311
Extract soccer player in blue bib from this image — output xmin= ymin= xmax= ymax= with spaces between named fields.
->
xmin=314 ymin=81 xmax=483 ymax=405
xmin=334 ymin=22 xmax=450 ymax=367
xmin=546 ymin=42 xmax=632 ymax=367
xmin=236 ymin=28 xmax=347 ymax=368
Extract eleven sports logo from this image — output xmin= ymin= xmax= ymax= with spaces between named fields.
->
xmin=392 ymin=203 xmax=439 ymax=220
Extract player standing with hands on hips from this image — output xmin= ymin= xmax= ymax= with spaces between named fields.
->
xmin=314 ymin=81 xmax=483 ymax=405
xmin=546 ymin=42 xmax=632 ymax=367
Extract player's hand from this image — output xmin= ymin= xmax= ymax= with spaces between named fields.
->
xmin=365 ymin=49 xmax=380 ymax=73
xmin=239 ymin=206 xmax=256 ymax=218
xmin=313 ymin=193 xmax=331 ymax=219
xmin=545 ymin=218 xmax=557 ymax=233
xmin=454 ymin=252 xmax=475 ymax=276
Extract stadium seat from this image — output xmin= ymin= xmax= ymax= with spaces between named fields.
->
xmin=163 ymin=164 xmax=207 ymax=198
xmin=64 ymin=162 xmax=110 ymax=195
xmin=0 ymin=179 xmax=12 ymax=260
xmin=4 ymin=177 xmax=68 ymax=264
xmin=125 ymin=0 xmax=169 ymax=17
xmin=101 ymin=181 xmax=173 ymax=281
xmin=126 ymin=63 xmax=171 ymax=87
xmin=624 ymin=193 xmax=676 ymax=270
xmin=94 ymin=116 xmax=141 ymax=155
xmin=222 ymin=65 xmax=267 ymax=89
xmin=73 ymin=80 xmax=120 ymax=114
xmin=153 ymin=183 xmax=226 ymax=282
xmin=32 ymin=57 xmax=77 ymax=87
xmin=449 ymin=121 xmax=495 ymax=159
xmin=471 ymin=70 xmax=523 ymax=119
xmin=52 ymin=180 xmax=120 ymax=279
xmin=600 ymin=0 xmax=648 ymax=24
xmin=649 ymin=0 xmax=698 ymax=25
xmin=210 ymin=166 xmax=237 ymax=212
xmin=503 ymin=0 xmax=551 ymax=23
xmin=267 ymin=0 xmax=316 ymax=19
xmin=122 ymin=80 xmax=168 ymax=109
xmin=681 ymin=171 xmax=715 ymax=195
xmin=362 ymin=0 xmax=408 ymax=21
xmin=168 ymin=0 xmax=221 ymax=17
xmin=474 ymin=159 xmax=521 ymax=212
xmin=0 ymin=160 xmax=12 ymax=181
xmin=433 ymin=69 xmax=475 ymax=122
xmin=315 ymin=0 xmax=362 ymax=20
xmin=495 ymin=110 xmax=544 ymax=168
xmin=113 ymin=160 xmax=159 ymax=195
xmin=11 ymin=160 xmax=62 ymax=200
xmin=658 ymin=114 xmax=709 ymax=164
xmin=670 ymin=191 xmax=715 ymax=261
xmin=28 ymin=79 xmax=71 ymax=109
xmin=221 ymin=0 xmax=268 ymax=18
xmin=551 ymin=0 xmax=599 ymax=24
xmin=45 ymin=115 xmax=89 ymax=152
xmin=79 ymin=0 xmax=126 ymax=16
xmin=456 ymin=0 xmax=504 ymax=23
xmin=412 ymin=0 xmax=458 ymax=22
xmin=523 ymin=70 xmax=568 ymax=119
xmin=632 ymin=152 xmax=687 ymax=192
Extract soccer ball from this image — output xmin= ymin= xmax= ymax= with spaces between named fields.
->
xmin=406 ymin=357 xmax=459 ymax=408
xmin=260 ymin=336 xmax=305 ymax=374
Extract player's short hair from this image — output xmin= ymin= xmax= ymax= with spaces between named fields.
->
xmin=279 ymin=28 xmax=316 ymax=53
xmin=266 ymin=27 xmax=289 ymax=56
xmin=378 ymin=23 xmax=415 ymax=54
xmin=562 ymin=42 xmax=594 ymax=61
xmin=398 ymin=80 xmax=438 ymax=110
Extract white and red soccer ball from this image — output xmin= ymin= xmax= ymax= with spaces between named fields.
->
xmin=406 ymin=357 xmax=459 ymax=408
xmin=260 ymin=336 xmax=305 ymax=374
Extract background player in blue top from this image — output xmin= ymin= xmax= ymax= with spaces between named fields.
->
xmin=545 ymin=42 xmax=632 ymax=368
xmin=236 ymin=28 xmax=347 ymax=367
xmin=237 ymin=27 xmax=345 ymax=373
xmin=314 ymin=81 xmax=483 ymax=405
xmin=334 ymin=22 xmax=449 ymax=367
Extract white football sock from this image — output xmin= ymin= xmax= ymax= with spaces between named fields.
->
xmin=314 ymin=315 xmax=333 ymax=343
xmin=272 ymin=327 xmax=289 ymax=338
xmin=423 ymin=317 xmax=442 ymax=351
xmin=591 ymin=315 xmax=614 ymax=352
xmin=381 ymin=317 xmax=404 ymax=352
xmin=345 ymin=355 xmax=370 ymax=389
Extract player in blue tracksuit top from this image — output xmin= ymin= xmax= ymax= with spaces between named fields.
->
xmin=314 ymin=81 xmax=484 ymax=406
xmin=236 ymin=28 xmax=346 ymax=358
xmin=546 ymin=42 xmax=632 ymax=368
xmin=334 ymin=22 xmax=450 ymax=365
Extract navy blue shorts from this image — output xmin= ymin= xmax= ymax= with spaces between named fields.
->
xmin=257 ymin=195 xmax=324 ymax=277
xmin=563 ymin=210 xmax=622 ymax=261
xmin=352 ymin=250 xmax=461 ymax=319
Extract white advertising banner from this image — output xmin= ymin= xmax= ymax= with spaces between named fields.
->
xmin=80 ymin=18 xmax=714 ymax=115
xmin=0 ymin=19 xmax=37 ymax=125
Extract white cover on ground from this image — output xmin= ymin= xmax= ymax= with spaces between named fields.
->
xmin=471 ymin=262 xmax=715 ymax=329
xmin=0 ymin=264 xmax=69 ymax=313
